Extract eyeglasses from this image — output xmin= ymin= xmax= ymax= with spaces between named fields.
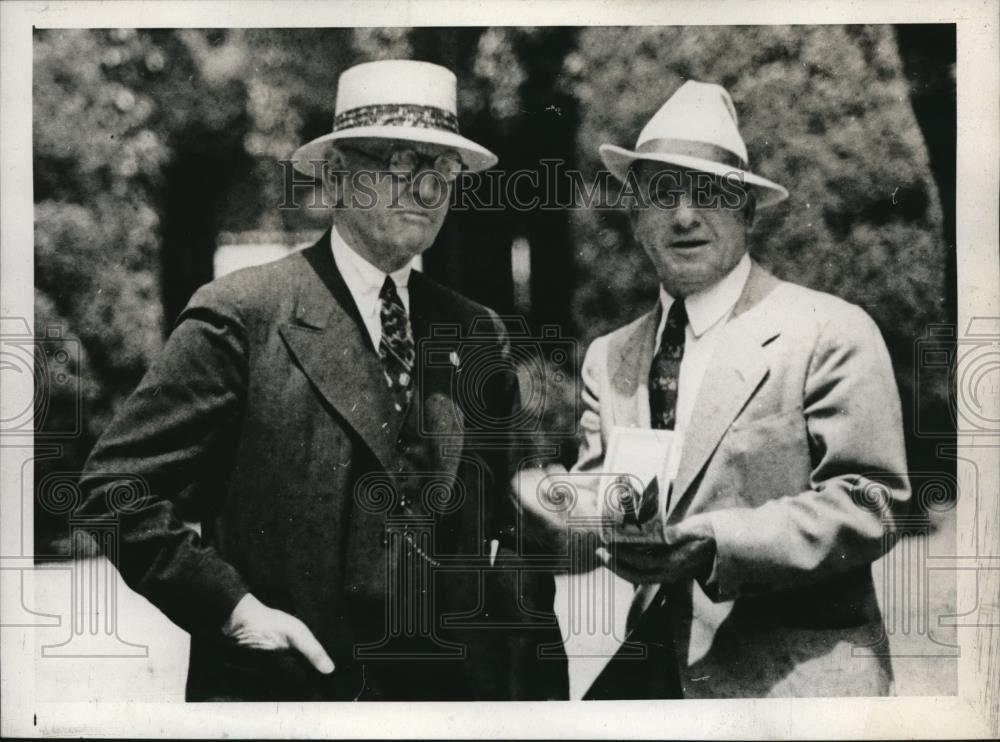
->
xmin=336 ymin=144 xmax=465 ymax=182
xmin=648 ymin=171 xmax=752 ymax=210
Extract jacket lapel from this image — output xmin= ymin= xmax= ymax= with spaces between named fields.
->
xmin=671 ymin=262 xmax=782 ymax=503
xmin=278 ymin=233 xmax=405 ymax=472
xmin=608 ymin=309 xmax=660 ymax=429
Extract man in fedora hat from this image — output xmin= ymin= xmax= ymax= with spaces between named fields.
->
xmin=79 ymin=59 xmax=567 ymax=701
xmin=566 ymin=80 xmax=910 ymax=698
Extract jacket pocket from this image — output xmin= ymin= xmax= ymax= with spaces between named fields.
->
xmin=720 ymin=407 xmax=811 ymax=508
xmin=215 ymin=644 xmax=322 ymax=701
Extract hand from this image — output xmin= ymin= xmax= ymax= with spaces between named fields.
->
xmin=513 ymin=463 xmax=598 ymax=556
xmin=221 ymin=593 xmax=334 ymax=674
xmin=597 ymin=524 xmax=716 ymax=586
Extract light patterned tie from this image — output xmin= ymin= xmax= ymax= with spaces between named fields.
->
xmin=378 ymin=276 xmax=415 ymax=413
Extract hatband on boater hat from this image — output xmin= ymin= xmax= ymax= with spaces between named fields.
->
xmin=599 ymin=80 xmax=788 ymax=208
xmin=292 ymin=59 xmax=497 ymax=175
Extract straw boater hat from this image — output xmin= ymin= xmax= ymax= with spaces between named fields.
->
xmin=292 ymin=59 xmax=497 ymax=175
xmin=599 ymin=80 xmax=788 ymax=208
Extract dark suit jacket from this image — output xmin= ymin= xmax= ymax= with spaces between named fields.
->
xmin=79 ymin=232 xmax=568 ymax=701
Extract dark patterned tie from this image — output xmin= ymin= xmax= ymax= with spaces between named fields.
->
xmin=378 ymin=276 xmax=415 ymax=413
xmin=648 ymin=299 xmax=687 ymax=431
xmin=632 ymin=298 xmax=687 ymax=634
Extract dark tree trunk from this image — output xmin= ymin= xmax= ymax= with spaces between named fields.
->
xmin=894 ymin=24 xmax=956 ymax=322
xmin=409 ymin=28 xmax=517 ymax=316
xmin=894 ymin=24 xmax=958 ymax=509
xmin=160 ymin=120 xmax=253 ymax=327
xmin=511 ymin=29 xmax=579 ymax=336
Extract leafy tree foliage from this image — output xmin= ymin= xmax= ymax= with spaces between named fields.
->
xmin=32 ymin=27 xmax=952 ymax=549
xmin=565 ymin=26 xmax=949 ymax=462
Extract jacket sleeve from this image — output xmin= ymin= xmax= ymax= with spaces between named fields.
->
xmin=485 ymin=311 xmax=520 ymax=547
xmin=571 ymin=335 xmax=609 ymax=476
xmin=78 ymin=281 xmax=250 ymax=635
xmin=682 ymin=305 xmax=912 ymax=601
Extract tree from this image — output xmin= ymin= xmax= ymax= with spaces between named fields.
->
xmin=33 ymin=27 xmax=954 ymax=551
xmin=32 ymin=29 xmax=248 ymax=552
xmin=565 ymin=25 xmax=950 ymax=472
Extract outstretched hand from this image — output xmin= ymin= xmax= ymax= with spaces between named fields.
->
xmin=513 ymin=463 xmax=597 ymax=555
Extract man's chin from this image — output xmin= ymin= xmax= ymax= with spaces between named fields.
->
xmin=660 ymin=268 xmax=716 ymax=298
xmin=389 ymin=234 xmax=436 ymax=262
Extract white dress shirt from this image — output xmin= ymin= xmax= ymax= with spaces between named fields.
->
xmin=655 ymin=252 xmax=752 ymax=515
xmin=559 ymin=254 xmax=753 ymax=698
xmin=330 ymin=226 xmax=413 ymax=349
xmin=651 ymin=252 xmax=751 ymax=667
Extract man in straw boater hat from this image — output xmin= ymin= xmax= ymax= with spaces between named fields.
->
xmin=564 ymin=80 xmax=910 ymax=698
xmin=80 ymin=60 xmax=568 ymax=701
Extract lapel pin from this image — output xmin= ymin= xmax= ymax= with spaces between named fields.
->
xmin=449 ymin=351 xmax=460 ymax=368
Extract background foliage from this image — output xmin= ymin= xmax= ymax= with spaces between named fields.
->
xmin=32 ymin=26 xmax=955 ymax=552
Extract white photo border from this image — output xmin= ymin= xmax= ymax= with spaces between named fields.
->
xmin=2 ymin=0 xmax=997 ymax=738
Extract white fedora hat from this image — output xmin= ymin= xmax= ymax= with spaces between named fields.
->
xmin=292 ymin=59 xmax=497 ymax=175
xmin=599 ymin=80 xmax=788 ymax=208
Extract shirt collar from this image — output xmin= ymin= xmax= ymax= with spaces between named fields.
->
xmin=330 ymin=225 xmax=412 ymax=313
xmin=659 ymin=252 xmax=752 ymax=338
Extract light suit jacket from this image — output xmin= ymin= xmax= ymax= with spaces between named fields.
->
xmin=573 ymin=261 xmax=910 ymax=697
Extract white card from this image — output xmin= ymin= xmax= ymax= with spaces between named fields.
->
xmin=604 ymin=425 xmax=675 ymax=496
xmin=553 ymin=427 xmax=676 ymax=699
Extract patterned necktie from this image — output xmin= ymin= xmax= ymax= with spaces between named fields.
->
xmin=378 ymin=275 xmax=415 ymax=413
xmin=595 ymin=297 xmax=688 ymax=699
xmin=634 ymin=297 xmax=687 ymax=572
xmin=648 ymin=299 xmax=687 ymax=431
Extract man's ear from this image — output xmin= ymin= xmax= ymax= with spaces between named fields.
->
xmin=322 ymin=147 xmax=347 ymax=208
xmin=324 ymin=147 xmax=347 ymax=185
xmin=743 ymin=191 xmax=758 ymax=229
